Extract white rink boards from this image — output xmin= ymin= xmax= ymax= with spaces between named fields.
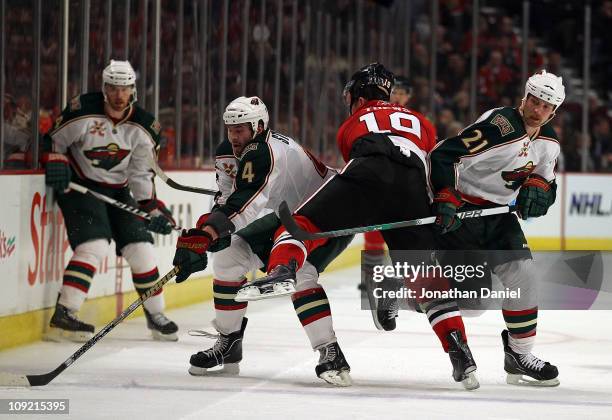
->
xmin=0 ymin=265 xmax=611 ymax=420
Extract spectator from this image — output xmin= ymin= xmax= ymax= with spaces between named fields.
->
xmin=592 ymin=116 xmax=612 ymax=171
xmin=478 ymin=50 xmax=514 ymax=107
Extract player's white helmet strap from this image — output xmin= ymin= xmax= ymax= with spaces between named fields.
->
xmin=223 ymin=96 xmax=269 ymax=138
xmin=524 ymin=70 xmax=565 ymax=108
xmin=102 ymin=59 xmax=138 ymax=104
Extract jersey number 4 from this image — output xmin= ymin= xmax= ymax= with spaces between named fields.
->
xmin=359 ymin=111 xmax=422 ymax=138
xmin=242 ymin=161 xmax=255 ymax=183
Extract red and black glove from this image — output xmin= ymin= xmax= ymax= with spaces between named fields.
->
xmin=42 ymin=153 xmax=71 ymax=192
xmin=173 ymin=229 xmax=213 ymax=282
xmin=516 ymin=175 xmax=556 ymax=220
xmin=195 ymin=212 xmax=232 ymax=252
xmin=433 ymin=187 xmax=463 ymax=234
xmin=138 ymin=198 xmax=176 ymax=235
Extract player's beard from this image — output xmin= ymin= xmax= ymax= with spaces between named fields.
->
xmin=109 ymin=98 xmax=130 ymax=113
xmin=231 ymin=142 xmax=245 ymax=156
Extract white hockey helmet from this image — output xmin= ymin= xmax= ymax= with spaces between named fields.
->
xmin=102 ymin=59 xmax=137 ymax=103
xmin=223 ymin=96 xmax=269 ymax=137
xmin=524 ymin=70 xmax=565 ymax=108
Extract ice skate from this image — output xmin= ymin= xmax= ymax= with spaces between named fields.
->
xmin=144 ymin=308 xmax=179 ymax=341
xmin=365 ymin=274 xmax=401 ymax=331
xmin=502 ymin=330 xmax=559 ymax=387
xmin=315 ymin=341 xmax=352 ymax=387
xmin=188 ymin=318 xmax=248 ymax=376
xmin=235 ymin=260 xmax=298 ymax=301
xmin=44 ymin=302 xmax=95 ymax=343
xmin=447 ymin=330 xmax=479 ymax=390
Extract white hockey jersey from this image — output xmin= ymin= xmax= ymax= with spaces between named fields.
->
xmin=429 ymin=106 xmax=560 ymax=205
xmin=214 ymin=130 xmax=335 ymax=232
xmin=45 ymin=93 xmax=160 ymax=201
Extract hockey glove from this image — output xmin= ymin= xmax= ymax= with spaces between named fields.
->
xmin=195 ymin=213 xmax=231 ymax=252
xmin=42 ymin=153 xmax=71 ymax=192
xmin=433 ymin=187 xmax=463 ymax=234
xmin=516 ymin=175 xmax=556 ymax=220
xmin=173 ymin=229 xmax=213 ymax=283
xmin=139 ymin=198 xmax=176 ymax=235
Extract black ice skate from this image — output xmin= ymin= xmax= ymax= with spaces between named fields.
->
xmin=447 ymin=330 xmax=479 ymax=390
xmin=188 ymin=318 xmax=248 ymax=376
xmin=315 ymin=342 xmax=352 ymax=387
xmin=235 ymin=259 xmax=298 ymax=301
xmin=45 ymin=302 xmax=95 ymax=343
xmin=144 ymin=308 xmax=179 ymax=341
xmin=502 ymin=330 xmax=559 ymax=387
xmin=365 ymin=274 xmax=401 ymax=331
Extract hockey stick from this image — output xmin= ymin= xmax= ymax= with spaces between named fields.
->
xmin=68 ymin=182 xmax=182 ymax=231
xmin=278 ymin=200 xmax=516 ymax=240
xmin=148 ymin=156 xmax=217 ymax=196
xmin=0 ymin=266 xmax=180 ymax=387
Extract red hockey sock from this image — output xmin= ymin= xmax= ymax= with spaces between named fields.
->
xmin=364 ymin=231 xmax=385 ymax=251
xmin=432 ymin=316 xmax=467 ymax=352
xmin=267 ymin=215 xmax=327 ymax=271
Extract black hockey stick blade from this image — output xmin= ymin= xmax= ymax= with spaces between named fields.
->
xmin=278 ymin=201 xmax=312 ymax=241
xmin=278 ymin=200 xmax=516 ymax=240
xmin=0 ymin=266 xmax=180 ymax=387
xmin=149 ymin=157 xmax=217 ymax=196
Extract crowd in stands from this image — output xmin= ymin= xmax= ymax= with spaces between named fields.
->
xmin=1 ymin=0 xmax=610 ymax=172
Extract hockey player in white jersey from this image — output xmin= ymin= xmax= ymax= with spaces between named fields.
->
xmin=42 ymin=60 xmax=179 ymax=342
xmin=428 ymin=70 xmax=565 ymax=386
xmin=172 ymin=96 xmax=352 ymax=386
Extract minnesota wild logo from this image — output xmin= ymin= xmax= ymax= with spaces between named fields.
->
xmin=222 ymin=162 xmax=237 ymax=178
xmin=518 ymin=141 xmax=530 ymax=157
xmin=502 ymin=161 xmax=535 ymax=190
xmin=84 ymin=143 xmax=130 ymax=170
xmin=89 ymin=120 xmax=106 ymax=136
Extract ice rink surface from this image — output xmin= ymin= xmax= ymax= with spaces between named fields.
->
xmin=1 ymin=265 xmax=611 ymax=420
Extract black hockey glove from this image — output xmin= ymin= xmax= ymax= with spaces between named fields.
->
xmin=516 ymin=175 xmax=556 ymax=220
xmin=42 ymin=153 xmax=71 ymax=192
xmin=139 ymin=198 xmax=176 ymax=235
xmin=173 ymin=229 xmax=213 ymax=283
xmin=433 ymin=187 xmax=463 ymax=234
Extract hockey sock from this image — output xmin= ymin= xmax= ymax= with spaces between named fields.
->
xmin=503 ymin=307 xmax=537 ymax=354
xmin=412 ymin=273 xmax=467 ymax=352
xmin=292 ymin=287 xmax=335 ymax=349
xmin=420 ymin=298 xmax=466 ymax=352
xmin=364 ymin=231 xmax=385 ymax=252
xmin=132 ymin=267 xmax=165 ymax=313
xmin=268 ymin=215 xmax=327 ymax=271
xmin=122 ymin=242 xmax=166 ymax=314
xmin=213 ymin=278 xmax=249 ymax=334
xmin=59 ymin=260 xmax=96 ymax=311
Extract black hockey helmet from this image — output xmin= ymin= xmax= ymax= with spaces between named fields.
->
xmin=343 ymin=63 xmax=394 ymax=111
